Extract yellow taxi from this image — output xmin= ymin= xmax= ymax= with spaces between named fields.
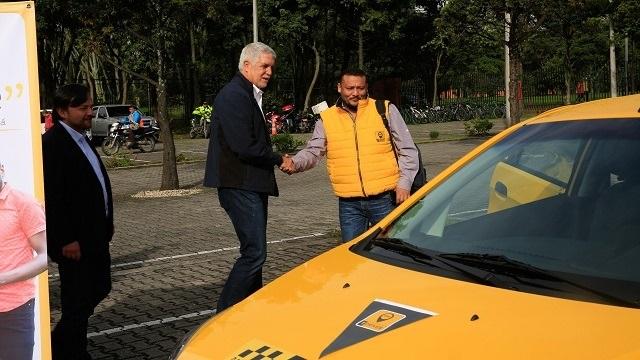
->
xmin=172 ymin=95 xmax=640 ymax=359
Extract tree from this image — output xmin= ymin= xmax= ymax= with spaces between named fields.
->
xmin=543 ymin=0 xmax=606 ymax=104
xmin=440 ymin=0 xmax=555 ymax=125
xmin=36 ymin=0 xmax=91 ymax=107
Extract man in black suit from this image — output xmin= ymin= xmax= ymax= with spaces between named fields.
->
xmin=43 ymin=84 xmax=113 ymax=360
xmin=204 ymin=42 xmax=293 ymax=312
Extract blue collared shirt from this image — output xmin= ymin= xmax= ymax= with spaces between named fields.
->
xmin=59 ymin=121 xmax=109 ymax=215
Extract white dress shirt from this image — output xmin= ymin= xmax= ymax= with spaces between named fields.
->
xmin=252 ymin=84 xmax=265 ymax=118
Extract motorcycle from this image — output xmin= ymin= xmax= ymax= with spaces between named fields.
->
xmin=101 ymin=121 xmax=159 ymax=155
xmin=189 ymin=115 xmax=211 ymax=139
xmin=265 ymin=103 xmax=296 ymax=134
xmin=295 ymin=112 xmax=319 ymax=133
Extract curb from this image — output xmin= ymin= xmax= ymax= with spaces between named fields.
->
xmin=106 ymin=159 xmax=206 ymax=171
xmin=105 ymin=133 xmax=499 ymax=170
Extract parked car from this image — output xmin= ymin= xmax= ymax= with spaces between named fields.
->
xmin=90 ymin=104 xmax=155 ymax=141
xmin=171 ymin=95 xmax=640 ymax=360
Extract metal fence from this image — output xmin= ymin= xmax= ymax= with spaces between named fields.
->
xmin=401 ymin=63 xmax=640 ymax=115
xmin=89 ymin=62 xmax=639 ymax=130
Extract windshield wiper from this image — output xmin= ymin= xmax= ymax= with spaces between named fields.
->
xmin=437 ymin=253 xmax=639 ymax=308
xmin=369 ymin=238 xmax=497 ymax=286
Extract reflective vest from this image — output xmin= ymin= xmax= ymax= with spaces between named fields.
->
xmin=193 ymin=105 xmax=213 ymax=120
xmin=321 ymin=98 xmax=399 ymax=198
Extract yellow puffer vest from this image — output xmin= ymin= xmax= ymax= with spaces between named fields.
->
xmin=321 ymin=98 xmax=399 ymax=197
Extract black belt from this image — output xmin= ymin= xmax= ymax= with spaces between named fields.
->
xmin=339 ymin=190 xmax=393 ymax=201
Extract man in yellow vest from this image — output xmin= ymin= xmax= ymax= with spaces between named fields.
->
xmin=282 ymin=69 xmax=419 ymax=242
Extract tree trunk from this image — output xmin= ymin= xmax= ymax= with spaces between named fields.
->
xmin=563 ymin=41 xmax=572 ymax=105
xmin=508 ymin=57 xmax=523 ymax=126
xmin=358 ymin=29 xmax=364 ymax=70
xmin=157 ymin=78 xmax=178 ymax=190
xmin=504 ymin=12 xmax=511 ymax=127
xmin=632 ymin=40 xmax=637 ymax=93
xmin=122 ymin=74 xmax=128 ymax=105
xmin=564 ymin=68 xmax=572 ymax=105
xmin=303 ymin=42 xmax=320 ymax=113
xmin=432 ymin=50 xmax=442 ymax=107
xmin=154 ymin=1 xmax=179 ymax=190
xmin=609 ymin=12 xmax=617 ymax=97
xmin=190 ymin=21 xmax=200 ymax=105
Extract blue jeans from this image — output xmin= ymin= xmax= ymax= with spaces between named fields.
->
xmin=0 ymin=298 xmax=35 ymax=360
xmin=217 ymin=188 xmax=268 ymax=312
xmin=339 ymin=191 xmax=396 ymax=242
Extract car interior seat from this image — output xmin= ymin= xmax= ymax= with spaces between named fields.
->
xmin=587 ymin=141 xmax=640 ymax=256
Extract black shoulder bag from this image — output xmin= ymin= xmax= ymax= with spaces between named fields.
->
xmin=375 ymin=99 xmax=427 ymax=194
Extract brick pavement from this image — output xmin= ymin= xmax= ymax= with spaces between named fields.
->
xmin=47 ymin=121 xmax=506 ymax=359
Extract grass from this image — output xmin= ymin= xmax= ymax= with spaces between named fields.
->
xmin=104 ymin=154 xmax=137 ymax=168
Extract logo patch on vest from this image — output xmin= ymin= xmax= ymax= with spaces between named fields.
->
xmin=375 ymin=130 xmax=385 ymax=142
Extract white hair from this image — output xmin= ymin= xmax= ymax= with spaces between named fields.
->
xmin=238 ymin=42 xmax=276 ymax=71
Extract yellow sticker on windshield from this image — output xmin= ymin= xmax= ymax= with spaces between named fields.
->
xmin=355 ymin=309 xmax=407 ymax=332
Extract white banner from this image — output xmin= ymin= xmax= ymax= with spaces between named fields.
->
xmin=0 ymin=2 xmax=49 ymax=359
xmin=0 ymin=13 xmax=35 ymax=193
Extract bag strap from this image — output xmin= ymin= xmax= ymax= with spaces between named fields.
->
xmin=375 ymin=99 xmax=398 ymax=160
xmin=375 ymin=99 xmax=390 ymax=130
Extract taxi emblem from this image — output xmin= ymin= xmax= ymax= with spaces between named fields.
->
xmin=356 ymin=310 xmax=406 ymax=332
xmin=320 ymin=299 xmax=437 ymax=357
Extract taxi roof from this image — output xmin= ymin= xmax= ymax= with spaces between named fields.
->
xmin=528 ymin=94 xmax=640 ymax=124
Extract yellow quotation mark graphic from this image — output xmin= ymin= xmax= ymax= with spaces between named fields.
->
xmin=1 ymin=83 xmax=25 ymax=101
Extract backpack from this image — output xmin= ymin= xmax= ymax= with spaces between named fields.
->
xmin=375 ymin=99 xmax=427 ymax=194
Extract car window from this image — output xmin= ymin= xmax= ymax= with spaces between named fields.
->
xmin=98 ymin=107 xmax=108 ymax=118
xmin=505 ymin=139 xmax=579 ymax=186
xmin=424 ymin=138 xmax=581 ymax=227
xmin=375 ymin=119 xmax=640 ymax=305
xmin=107 ymin=106 xmax=131 ymax=117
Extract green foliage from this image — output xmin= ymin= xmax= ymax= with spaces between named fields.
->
xmin=104 ymin=154 xmax=136 ymax=168
xmin=271 ymin=133 xmax=305 ymax=154
xmin=613 ymin=0 xmax=640 ymax=38
xmin=464 ymin=118 xmax=494 ymax=136
xmin=429 ymin=131 xmax=440 ymax=139
xmin=34 ymin=0 xmax=640 ymax=127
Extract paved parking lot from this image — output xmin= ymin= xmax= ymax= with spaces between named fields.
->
xmin=48 ymin=121 xmax=504 ymax=359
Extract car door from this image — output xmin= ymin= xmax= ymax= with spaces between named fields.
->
xmin=92 ymin=106 xmax=110 ymax=138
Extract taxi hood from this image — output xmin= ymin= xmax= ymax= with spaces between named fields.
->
xmin=181 ymin=244 xmax=640 ymax=359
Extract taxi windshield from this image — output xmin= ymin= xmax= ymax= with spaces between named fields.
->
xmin=372 ymin=119 xmax=640 ymax=306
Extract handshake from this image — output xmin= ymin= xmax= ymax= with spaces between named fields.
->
xmin=280 ymin=154 xmax=296 ymax=174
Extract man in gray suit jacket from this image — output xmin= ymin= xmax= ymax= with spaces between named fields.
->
xmin=43 ymin=84 xmax=113 ymax=360
xmin=204 ymin=42 xmax=292 ymax=312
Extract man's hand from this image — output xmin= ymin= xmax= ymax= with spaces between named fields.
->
xmin=280 ymin=155 xmax=295 ymax=174
xmin=62 ymin=241 xmax=82 ymax=261
xmin=395 ymin=187 xmax=410 ymax=205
